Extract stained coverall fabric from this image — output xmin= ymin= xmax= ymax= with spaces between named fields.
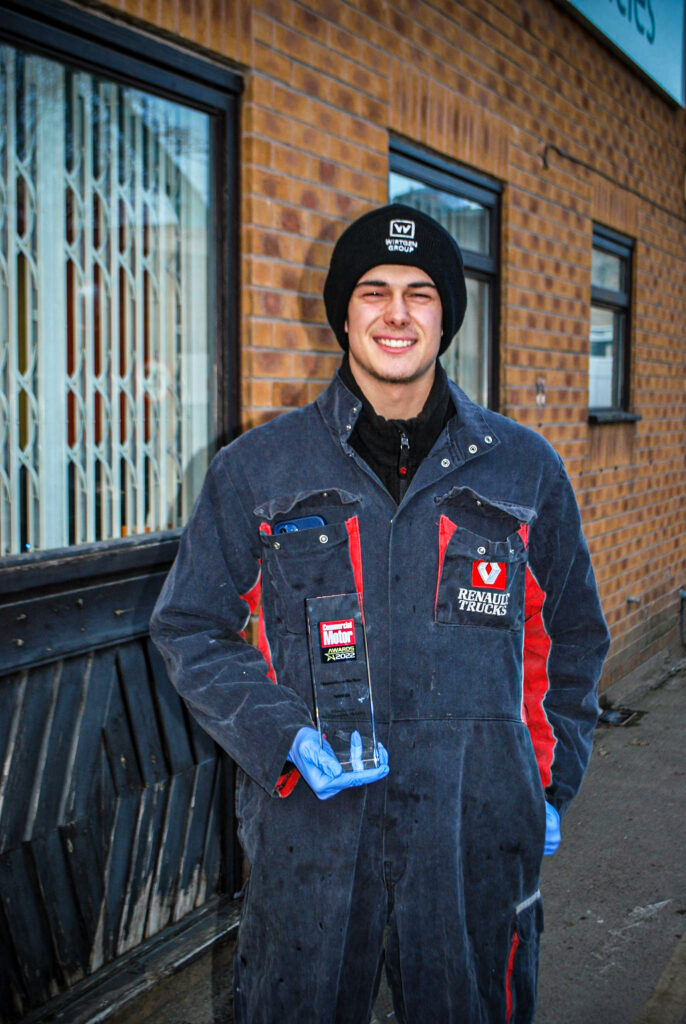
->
xmin=150 ymin=371 xmax=610 ymax=1023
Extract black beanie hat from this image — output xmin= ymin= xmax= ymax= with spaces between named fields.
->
xmin=323 ymin=203 xmax=467 ymax=355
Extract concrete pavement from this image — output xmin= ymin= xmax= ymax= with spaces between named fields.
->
xmin=535 ymin=653 xmax=686 ymax=1024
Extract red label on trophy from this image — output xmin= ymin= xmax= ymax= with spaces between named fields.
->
xmin=319 ymin=618 xmax=357 ymax=662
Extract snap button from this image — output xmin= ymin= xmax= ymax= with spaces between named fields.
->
xmin=352 ymin=406 xmax=359 ymax=413
xmin=468 ymin=444 xmax=478 ymax=455
xmin=273 ymin=541 xmax=281 ymax=550
xmin=477 ymin=545 xmax=486 ymax=555
xmin=476 ymin=500 xmax=482 ymax=506
xmin=319 ymin=534 xmax=328 ymax=544
xmin=484 ymin=435 xmax=493 ymax=444
xmin=345 ymin=424 xmax=352 ymax=431
xmin=441 ymin=458 xmax=451 ymax=468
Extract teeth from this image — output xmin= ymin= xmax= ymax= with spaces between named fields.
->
xmin=375 ymin=338 xmax=415 ymax=349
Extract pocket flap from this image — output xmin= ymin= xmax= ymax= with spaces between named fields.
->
xmin=254 ymin=488 xmax=359 ymax=520
xmin=435 ymin=486 xmax=536 ymax=526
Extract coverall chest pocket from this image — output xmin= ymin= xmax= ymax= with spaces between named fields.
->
xmin=434 ymin=488 xmax=533 ymax=632
xmin=256 ymin=489 xmax=361 ymax=635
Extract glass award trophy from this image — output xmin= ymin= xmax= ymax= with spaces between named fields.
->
xmin=305 ymin=593 xmax=379 ymax=771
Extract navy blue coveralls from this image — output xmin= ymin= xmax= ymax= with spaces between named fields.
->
xmin=150 ymin=371 xmax=610 ymax=1024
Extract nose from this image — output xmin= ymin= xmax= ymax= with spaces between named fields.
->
xmin=383 ymin=289 xmax=411 ymax=326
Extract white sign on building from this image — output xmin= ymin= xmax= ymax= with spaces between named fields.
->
xmin=561 ymin=0 xmax=685 ymax=105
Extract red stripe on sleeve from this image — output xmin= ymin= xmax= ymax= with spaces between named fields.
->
xmin=276 ymin=767 xmax=300 ymax=798
xmin=435 ymin=515 xmax=458 ymax=616
xmin=257 ymin=520 xmax=299 ymax=797
xmin=522 ymin=567 xmax=555 ymax=788
xmin=257 ymin=601 xmax=277 ymax=685
xmin=241 ymin=573 xmax=262 ymax=616
xmin=243 ymin=523 xmax=277 ymax=684
xmin=238 ymin=563 xmax=277 ymax=685
xmin=505 ymin=931 xmax=520 ymax=1022
xmin=345 ymin=515 xmax=364 ymax=616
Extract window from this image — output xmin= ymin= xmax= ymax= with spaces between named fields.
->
xmin=0 ymin=5 xmax=238 ymax=556
xmin=589 ymin=225 xmax=637 ymax=420
xmin=389 ymin=141 xmax=500 ymax=409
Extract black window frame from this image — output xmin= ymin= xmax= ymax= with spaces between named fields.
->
xmin=389 ymin=138 xmax=501 ymax=410
xmin=588 ymin=224 xmax=640 ymax=424
xmin=0 ymin=0 xmax=242 ymax=580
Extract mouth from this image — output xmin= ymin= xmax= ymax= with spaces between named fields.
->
xmin=373 ymin=337 xmax=417 ymax=350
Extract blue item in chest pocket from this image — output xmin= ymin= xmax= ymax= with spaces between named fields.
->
xmin=274 ymin=515 xmax=327 ymax=534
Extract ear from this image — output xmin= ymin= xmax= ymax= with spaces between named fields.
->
xmin=344 ymin=319 xmax=348 ymax=333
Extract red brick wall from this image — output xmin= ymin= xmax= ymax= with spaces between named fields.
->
xmin=104 ymin=0 xmax=686 ymax=686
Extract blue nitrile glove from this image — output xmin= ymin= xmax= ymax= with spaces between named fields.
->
xmin=544 ymin=801 xmax=561 ymax=856
xmin=288 ymin=727 xmax=389 ymax=801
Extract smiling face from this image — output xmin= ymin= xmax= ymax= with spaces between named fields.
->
xmin=344 ymin=264 xmax=443 ymax=417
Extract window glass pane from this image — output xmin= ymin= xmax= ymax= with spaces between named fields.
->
xmin=441 ymin=277 xmax=490 ymax=406
xmin=592 ymin=246 xmax=623 ymax=291
xmin=389 ymin=171 xmax=490 ymax=255
xmin=589 ymin=306 xmax=621 ymax=408
xmin=0 ymin=43 xmax=214 ymax=555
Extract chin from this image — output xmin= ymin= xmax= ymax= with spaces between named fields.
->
xmin=369 ymin=365 xmax=430 ymax=386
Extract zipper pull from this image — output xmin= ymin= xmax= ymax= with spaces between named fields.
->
xmin=398 ymin=432 xmax=410 ymax=478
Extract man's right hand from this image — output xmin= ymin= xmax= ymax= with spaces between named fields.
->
xmin=288 ymin=727 xmax=389 ymax=800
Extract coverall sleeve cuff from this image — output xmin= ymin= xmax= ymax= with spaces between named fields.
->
xmin=266 ymin=724 xmax=311 ymax=798
xmin=545 ymin=788 xmax=568 ymax=818
xmin=275 ymin=765 xmax=301 ymax=798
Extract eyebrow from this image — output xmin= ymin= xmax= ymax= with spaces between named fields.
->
xmin=354 ymin=279 xmax=438 ymax=289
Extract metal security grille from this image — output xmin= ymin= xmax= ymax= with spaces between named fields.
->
xmin=0 ymin=45 xmax=212 ymax=556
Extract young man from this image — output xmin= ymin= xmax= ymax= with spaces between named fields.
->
xmin=151 ymin=204 xmax=610 ymax=1023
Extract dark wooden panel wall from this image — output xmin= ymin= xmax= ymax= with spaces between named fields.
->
xmin=0 ymin=543 xmax=235 ymax=1022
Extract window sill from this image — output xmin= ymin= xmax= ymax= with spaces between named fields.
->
xmin=0 ymin=532 xmax=181 ymax=675
xmin=588 ymin=410 xmax=642 ymax=425
xmin=0 ymin=530 xmax=181 ymax=598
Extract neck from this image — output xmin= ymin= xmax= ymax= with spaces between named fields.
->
xmin=347 ymin=361 xmax=437 ymax=420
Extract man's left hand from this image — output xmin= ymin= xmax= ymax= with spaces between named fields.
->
xmin=544 ymin=801 xmax=561 ymax=856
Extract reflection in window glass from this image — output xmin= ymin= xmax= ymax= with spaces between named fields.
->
xmin=0 ymin=43 xmax=214 ymax=555
xmin=589 ymin=226 xmax=632 ymax=412
xmin=389 ymin=171 xmax=490 ymax=255
xmin=589 ymin=306 xmax=621 ymax=408
xmin=388 ymin=161 xmax=498 ymax=406
xmin=591 ymin=248 xmax=622 ymax=290
xmin=442 ymin=278 xmax=489 ymax=408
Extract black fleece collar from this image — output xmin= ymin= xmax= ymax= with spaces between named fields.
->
xmin=337 ymin=357 xmax=454 ymax=501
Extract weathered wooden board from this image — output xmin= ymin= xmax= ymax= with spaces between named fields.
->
xmin=0 ymin=633 xmax=234 ymax=1022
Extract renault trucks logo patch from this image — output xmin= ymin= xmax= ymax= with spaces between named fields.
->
xmin=319 ymin=618 xmax=357 ymax=662
xmin=457 ymin=561 xmax=510 ymax=617
xmin=386 ymin=218 xmax=418 ymax=254
xmin=472 ymin=560 xmax=507 ymax=589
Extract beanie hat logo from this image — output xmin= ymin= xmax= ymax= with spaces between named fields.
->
xmin=389 ymin=219 xmax=415 ymax=238
xmin=386 ymin=218 xmax=418 ymax=254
